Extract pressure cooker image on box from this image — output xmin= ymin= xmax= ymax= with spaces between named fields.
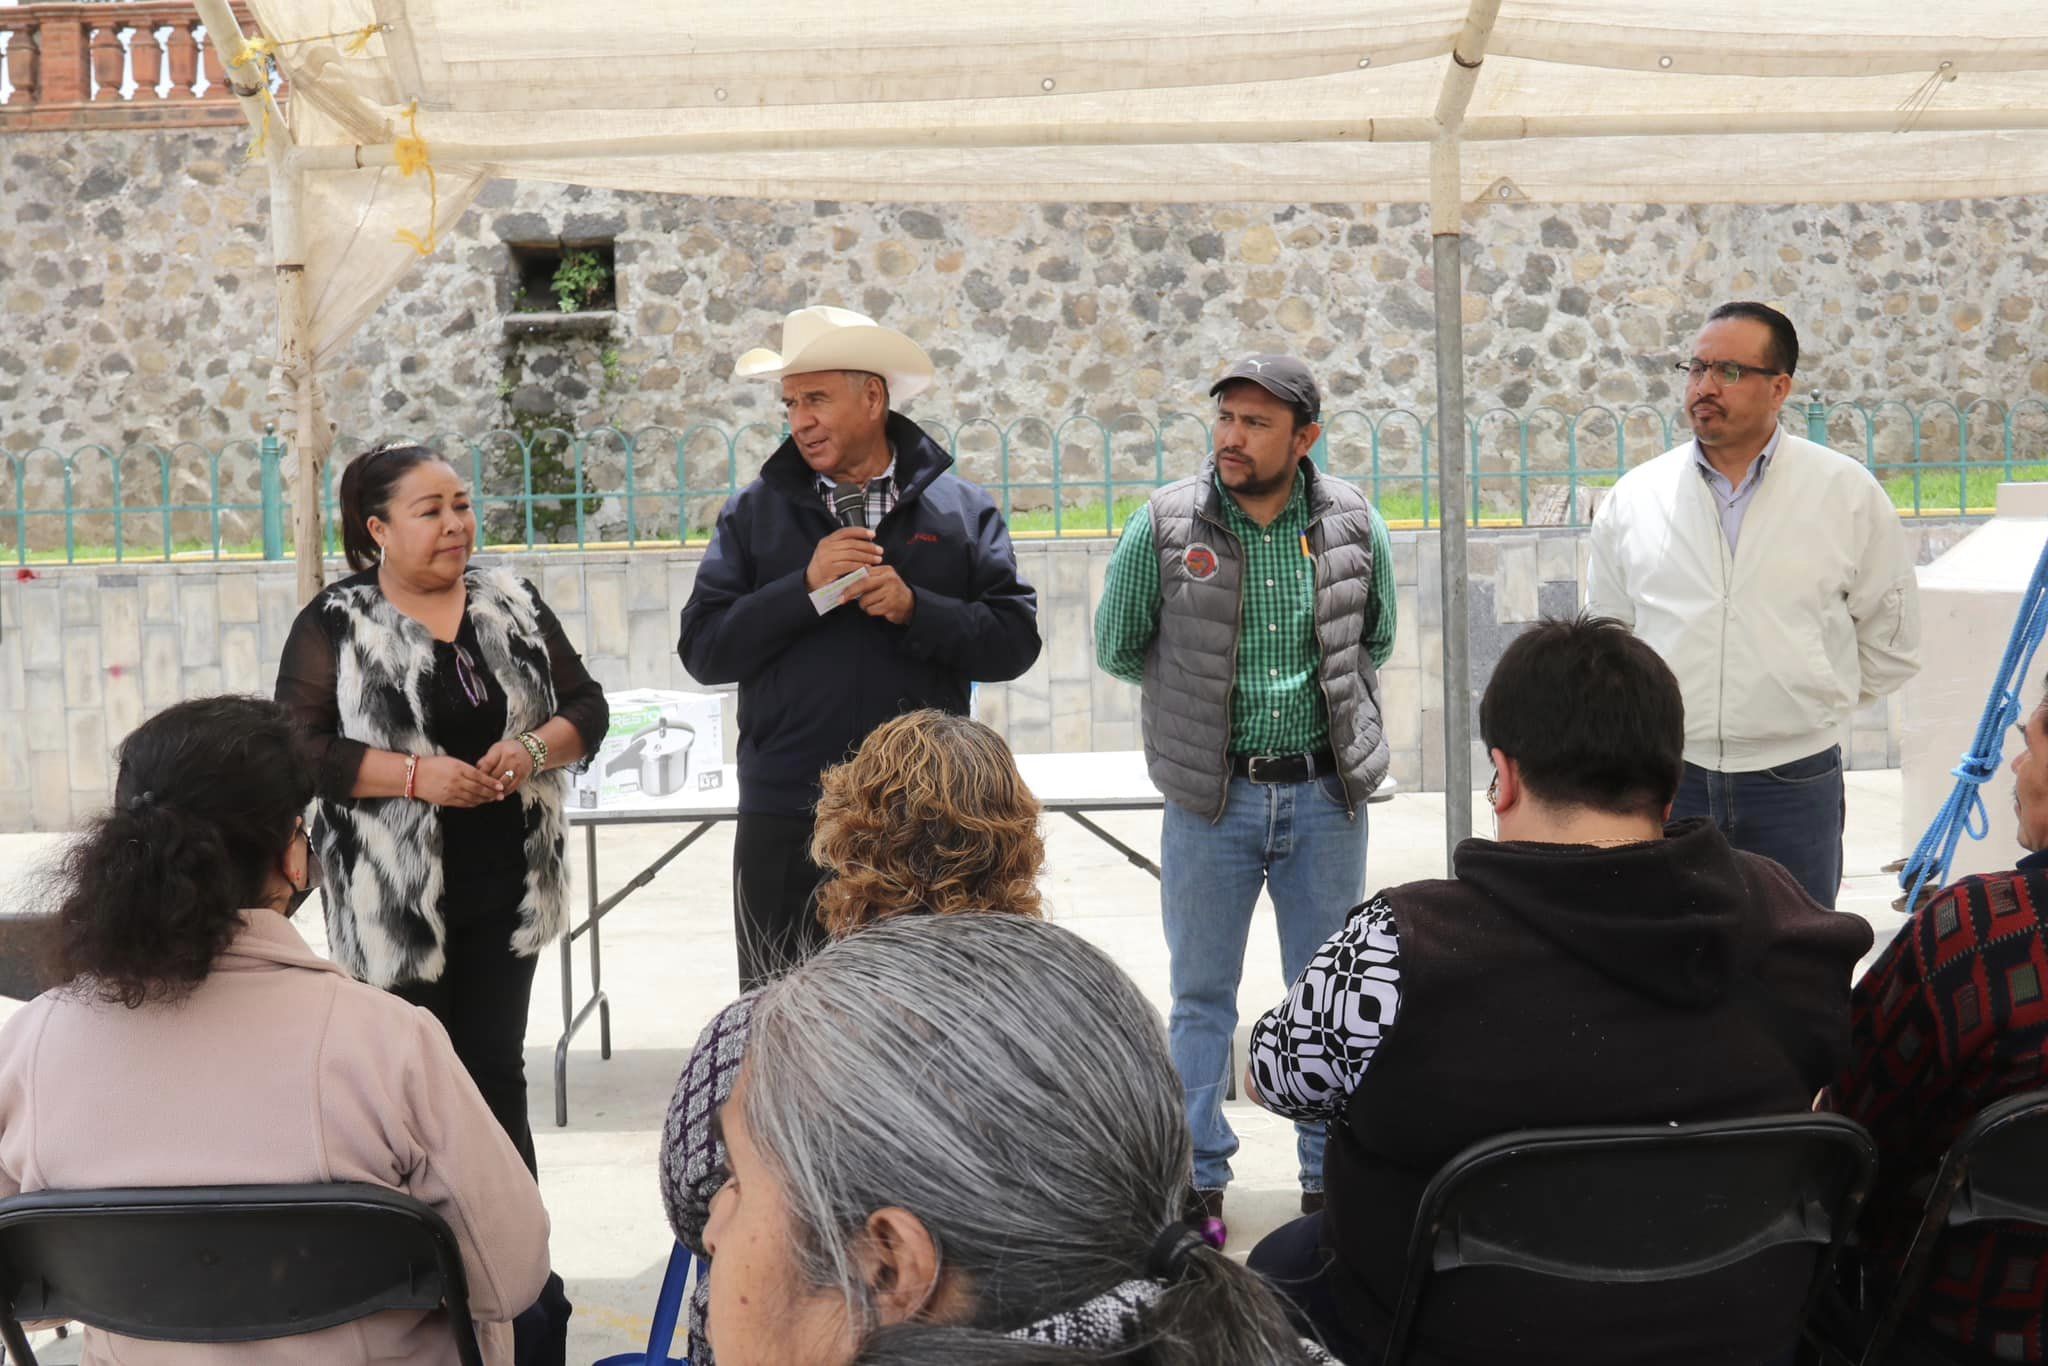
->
xmin=605 ymin=718 xmax=697 ymax=798
xmin=573 ymin=688 xmax=726 ymax=811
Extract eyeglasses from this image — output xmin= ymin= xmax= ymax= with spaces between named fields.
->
xmin=1675 ymin=359 xmax=1783 ymax=385
xmin=451 ymin=643 xmax=488 ymax=708
xmin=1486 ymin=770 xmax=1499 ymax=805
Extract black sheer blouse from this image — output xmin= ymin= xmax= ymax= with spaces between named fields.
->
xmin=276 ymin=569 xmax=609 ymax=920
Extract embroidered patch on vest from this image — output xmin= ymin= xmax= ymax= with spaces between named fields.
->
xmin=1182 ymin=543 xmax=1220 ymax=581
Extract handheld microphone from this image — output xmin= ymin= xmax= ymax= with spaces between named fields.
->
xmin=830 ymin=482 xmax=867 ymax=529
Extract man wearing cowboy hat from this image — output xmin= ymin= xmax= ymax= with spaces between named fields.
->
xmin=1095 ymin=353 xmax=1397 ymax=1240
xmin=678 ymin=306 xmax=1041 ymax=989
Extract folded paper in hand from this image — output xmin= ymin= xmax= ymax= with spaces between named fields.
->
xmin=809 ymin=565 xmax=870 ymax=614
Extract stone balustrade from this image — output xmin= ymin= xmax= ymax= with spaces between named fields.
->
xmin=0 ymin=1 xmax=272 ymax=131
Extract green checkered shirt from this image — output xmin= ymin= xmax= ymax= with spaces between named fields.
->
xmin=1095 ymin=472 xmax=1398 ymax=755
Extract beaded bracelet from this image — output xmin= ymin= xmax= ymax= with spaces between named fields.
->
xmin=403 ymin=753 xmax=420 ymax=800
xmin=516 ymin=730 xmax=549 ymax=773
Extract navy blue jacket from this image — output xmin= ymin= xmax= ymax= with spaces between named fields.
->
xmin=677 ymin=413 xmax=1041 ymax=815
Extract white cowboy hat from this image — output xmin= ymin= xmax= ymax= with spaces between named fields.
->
xmin=734 ymin=305 xmax=935 ymax=405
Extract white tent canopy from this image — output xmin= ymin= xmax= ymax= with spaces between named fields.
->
xmin=193 ymin=0 xmax=2048 ymax=845
xmin=216 ymin=1 xmax=2048 ymax=366
xmin=236 ymin=9 xmax=2048 ymax=186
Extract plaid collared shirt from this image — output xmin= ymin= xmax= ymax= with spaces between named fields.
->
xmin=1095 ymin=470 xmax=1400 ymax=756
xmin=815 ymin=456 xmax=899 ymax=528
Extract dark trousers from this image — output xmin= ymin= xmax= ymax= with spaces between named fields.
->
xmin=1672 ymin=745 xmax=1846 ymax=909
xmin=390 ymin=903 xmax=568 ymax=1364
xmin=389 ymin=904 xmax=541 ymax=1173
xmin=1248 ymin=1213 xmax=1377 ymax=1365
xmin=733 ymin=811 xmax=830 ymax=991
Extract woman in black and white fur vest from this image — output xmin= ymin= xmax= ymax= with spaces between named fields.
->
xmin=276 ymin=442 xmax=608 ymax=1176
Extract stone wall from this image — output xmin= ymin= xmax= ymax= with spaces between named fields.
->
xmin=6 ymin=126 xmax=2048 ymax=550
xmin=0 ymin=521 xmax=1975 ymax=833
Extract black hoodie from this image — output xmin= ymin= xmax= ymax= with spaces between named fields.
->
xmin=1320 ymin=818 xmax=1872 ymax=1366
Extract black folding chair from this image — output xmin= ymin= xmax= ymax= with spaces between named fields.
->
xmin=1855 ymin=1089 xmax=2048 ymax=1366
xmin=1380 ymin=1113 xmax=1878 ymax=1366
xmin=0 ymin=1183 xmax=484 ymax=1366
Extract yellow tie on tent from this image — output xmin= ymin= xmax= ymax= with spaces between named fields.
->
xmin=188 ymin=0 xmax=2048 ymax=849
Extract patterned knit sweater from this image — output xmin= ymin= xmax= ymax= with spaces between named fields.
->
xmin=1835 ymin=853 xmax=2048 ymax=1362
xmin=659 ymin=994 xmax=756 ymax=1366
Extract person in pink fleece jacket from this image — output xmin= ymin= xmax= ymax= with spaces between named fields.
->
xmin=0 ymin=695 xmax=550 ymax=1365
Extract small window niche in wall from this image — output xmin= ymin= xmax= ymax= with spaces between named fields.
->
xmin=504 ymin=240 xmax=619 ymax=337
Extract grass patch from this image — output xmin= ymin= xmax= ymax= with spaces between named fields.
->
xmin=1370 ymin=488 xmax=1430 ymax=522
xmin=9 ymin=537 xmax=269 ymax=565
xmin=1004 ymin=496 xmax=1152 ymax=537
xmin=1000 ymin=480 xmax=1597 ymax=536
xmin=9 ymin=468 xmax=2033 ymax=563
xmin=1879 ymin=463 xmax=2048 ymax=514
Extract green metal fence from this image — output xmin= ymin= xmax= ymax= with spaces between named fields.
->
xmin=8 ymin=397 xmax=2048 ymax=564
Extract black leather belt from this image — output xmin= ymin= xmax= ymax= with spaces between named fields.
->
xmin=1229 ymin=749 xmax=1336 ymax=784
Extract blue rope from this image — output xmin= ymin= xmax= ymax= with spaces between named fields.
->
xmin=1898 ymin=536 xmax=2048 ymax=911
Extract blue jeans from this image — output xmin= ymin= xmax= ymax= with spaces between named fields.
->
xmin=1672 ymin=746 xmax=1845 ymax=909
xmin=1162 ymin=774 xmax=1368 ymax=1192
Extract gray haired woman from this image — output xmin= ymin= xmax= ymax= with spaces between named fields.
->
xmin=699 ymin=913 xmax=1336 ymax=1365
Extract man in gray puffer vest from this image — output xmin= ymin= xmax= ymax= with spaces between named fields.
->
xmin=1096 ymin=354 xmax=1396 ymax=1242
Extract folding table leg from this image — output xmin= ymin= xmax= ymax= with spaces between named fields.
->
xmin=553 ymin=819 xmax=721 ymax=1126
xmin=554 ymin=824 xmax=607 ymax=1128
xmin=1063 ymin=810 xmax=1163 ymax=879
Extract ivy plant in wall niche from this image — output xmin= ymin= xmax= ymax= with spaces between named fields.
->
xmin=552 ymin=249 xmax=612 ymax=313
xmin=494 ymin=237 xmax=628 ymax=544
xmin=504 ymin=240 xmax=619 ymax=337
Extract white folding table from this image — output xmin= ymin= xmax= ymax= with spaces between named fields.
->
xmin=553 ymin=750 xmax=1167 ymax=1126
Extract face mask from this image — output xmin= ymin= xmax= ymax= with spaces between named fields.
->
xmin=286 ymin=826 xmax=322 ymax=917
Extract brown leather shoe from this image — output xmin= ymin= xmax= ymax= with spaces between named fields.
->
xmin=1300 ymin=1190 xmax=1327 ymax=1216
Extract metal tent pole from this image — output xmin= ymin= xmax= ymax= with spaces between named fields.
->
xmin=1431 ymin=141 xmax=1473 ymax=849
xmin=1428 ymin=0 xmax=1501 ymax=853
xmin=281 ymin=106 xmax=2048 ymax=174
xmin=191 ymin=0 xmax=325 ymax=603
xmin=274 ymin=166 xmax=329 ymax=605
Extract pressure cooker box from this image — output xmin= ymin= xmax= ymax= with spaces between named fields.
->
xmin=573 ymin=689 xmax=727 ymax=810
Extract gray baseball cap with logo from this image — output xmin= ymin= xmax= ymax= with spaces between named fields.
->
xmin=1209 ymin=354 xmax=1321 ymax=423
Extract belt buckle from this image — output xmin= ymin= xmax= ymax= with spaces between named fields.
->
xmin=1247 ymin=754 xmax=1282 ymax=784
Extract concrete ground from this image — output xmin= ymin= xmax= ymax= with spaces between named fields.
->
xmin=0 ymin=772 xmax=1914 ymax=1362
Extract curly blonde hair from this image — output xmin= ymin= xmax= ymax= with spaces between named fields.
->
xmin=811 ymin=709 xmax=1044 ymax=936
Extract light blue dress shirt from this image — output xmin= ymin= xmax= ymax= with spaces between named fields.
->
xmin=1692 ymin=426 xmax=1782 ymax=550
